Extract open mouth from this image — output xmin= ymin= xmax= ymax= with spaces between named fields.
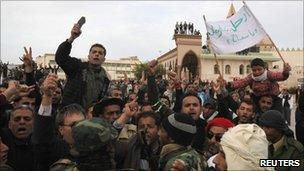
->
xmin=17 ymin=127 xmax=27 ymax=134
xmin=189 ymin=112 xmax=197 ymax=117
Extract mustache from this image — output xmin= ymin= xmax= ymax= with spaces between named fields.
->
xmin=17 ymin=127 xmax=26 ymax=132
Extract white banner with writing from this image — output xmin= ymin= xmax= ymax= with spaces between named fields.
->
xmin=206 ymin=4 xmax=267 ymax=54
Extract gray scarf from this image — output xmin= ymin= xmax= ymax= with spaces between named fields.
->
xmin=252 ymin=70 xmax=267 ymax=82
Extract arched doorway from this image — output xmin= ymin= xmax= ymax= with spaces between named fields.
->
xmin=181 ymin=51 xmax=199 ymax=82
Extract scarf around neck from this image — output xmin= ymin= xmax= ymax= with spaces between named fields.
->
xmin=252 ymin=70 xmax=267 ymax=82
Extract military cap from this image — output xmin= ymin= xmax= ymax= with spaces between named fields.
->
xmin=72 ymin=117 xmax=118 ymax=155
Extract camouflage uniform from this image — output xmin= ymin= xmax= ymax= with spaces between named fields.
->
xmin=158 ymin=144 xmax=202 ymax=171
xmin=50 ymin=118 xmax=118 ymax=171
xmin=270 ymin=136 xmax=304 ymax=171
xmin=50 ymin=159 xmax=78 ymax=171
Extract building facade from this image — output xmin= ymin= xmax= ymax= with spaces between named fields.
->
xmin=156 ymin=5 xmax=303 ymax=88
xmin=103 ymin=56 xmax=141 ymax=80
xmin=157 ymin=33 xmax=281 ymax=83
xmin=35 ymin=54 xmax=141 ymax=80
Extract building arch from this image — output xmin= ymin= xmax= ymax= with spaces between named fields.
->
xmin=225 ymin=65 xmax=231 ymax=74
xmin=214 ymin=64 xmax=220 ymax=74
xmin=181 ymin=50 xmax=199 ymax=81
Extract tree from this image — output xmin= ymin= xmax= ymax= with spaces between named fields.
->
xmin=133 ymin=62 xmax=166 ymax=80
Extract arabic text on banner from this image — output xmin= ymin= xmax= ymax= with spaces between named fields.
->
xmin=206 ymin=4 xmax=267 ymax=54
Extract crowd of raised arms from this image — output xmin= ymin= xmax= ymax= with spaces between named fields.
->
xmin=0 ymin=22 xmax=303 ymax=171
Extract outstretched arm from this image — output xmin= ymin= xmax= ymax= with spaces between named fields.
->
xmin=147 ymin=60 xmax=160 ymax=105
xmin=32 ymin=74 xmax=64 ymax=170
xmin=222 ymin=75 xmax=252 ymax=92
xmin=55 ymin=24 xmax=82 ymax=75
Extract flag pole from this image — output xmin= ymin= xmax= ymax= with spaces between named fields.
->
xmin=203 ymin=15 xmax=222 ymax=77
xmin=242 ymin=1 xmax=286 ymax=64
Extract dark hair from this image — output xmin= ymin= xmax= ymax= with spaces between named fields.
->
xmin=136 ymin=111 xmax=161 ymax=126
xmin=242 ymin=98 xmax=254 ymax=105
xmin=10 ymin=105 xmax=35 ymax=120
xmin=250 ymin=58 xmax=265 ymax=68
xmin=56 ymin=103 xmax=85 ymax=127
xmin=230 ymin=91 xmax=239 ymax=96
xmin=238 ymin=98 xmax=254 ymax=109
xmin=259 ymin=94 xmax=273 ymax=101
xmin=89 ymin=43 xmax=106 ymax=56
xmin=182 ymin=92 xmax=202 ymax=105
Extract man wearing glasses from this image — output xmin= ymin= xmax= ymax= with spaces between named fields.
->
xmin=204 ymin=117 xmax=234 ymax=166
xmin=32 ymin=74 xmax=86 ymax=170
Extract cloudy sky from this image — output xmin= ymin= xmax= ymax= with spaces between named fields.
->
xmin=1 ymin=1 xmax=303 ymax=64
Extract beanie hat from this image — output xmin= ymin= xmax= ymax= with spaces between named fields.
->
xmin=250 ymin=58 xmax=265 ymax=68
xmin=162 ymin=113 xmax=197 ymax=146
xmin=206 ymin=117 xmax=235 ymax=132
xmin=259 ymin=110 xmax=294 ymax=137
xmin=72 ymin=117 xmax=118 ymax=155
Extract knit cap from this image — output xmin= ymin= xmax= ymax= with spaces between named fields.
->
xmin=162 ymin=113 xmax=197 ymax=146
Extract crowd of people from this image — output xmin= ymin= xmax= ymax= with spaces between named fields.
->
xmin=0 ymin=22 xmax=304 ymax=171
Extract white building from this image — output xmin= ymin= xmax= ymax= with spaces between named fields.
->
xmin=103 ymin=56 xmax=141 ymax=80
xmin=35 ymin=54 xmax=141 ymax=80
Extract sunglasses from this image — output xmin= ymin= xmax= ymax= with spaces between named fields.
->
xmin=207 ymin=132 xmax=224 ymax=142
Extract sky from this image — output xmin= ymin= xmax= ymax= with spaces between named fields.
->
xmin=1 ymin=1 xmax=303 ymax=64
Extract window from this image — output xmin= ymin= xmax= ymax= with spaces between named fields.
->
xmin=214 ymin=64 xmax=220 ymax=74
xmin=49 ymin=60 xmax=56 ymax=65
xmin=246 ymin=65 xmax=250 ymax=74
xmin=225 ymin=65 xmax=231 ymax=74
xmin=239 ymin=65 xmax=244 ymax=75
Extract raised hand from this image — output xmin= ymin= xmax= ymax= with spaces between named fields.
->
xmin=19 ymin=84 xmax=36 ymax=97
xmin=41 ymin=74 xmax=58 ymax=97
xmin=140 ymin=71 xmax=145 ymax=83
xmin=148 ymin=59 xmax=158 ymax=75
xmin=216 ymin=75 xmax=227 ymax=87
xmin=123 ymin=97 xmax=139 ymax=118
xmin=22 ymin=47 xmax=34 ymax=73
xmin=3 ymin=80 xmax=19 ymax=102
xmin=22 ymin=47 xmax=32 ymax=66
xmin=2 ymin=80 xmax=35 ymax=102
xmin=212 ymin=82 xmax=222 ymax=94
xmin=68 ymin=24 xmax=82 ymax=43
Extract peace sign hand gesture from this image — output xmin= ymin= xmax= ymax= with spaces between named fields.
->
xmin=22 ymin=47 xmax=34 ymax=73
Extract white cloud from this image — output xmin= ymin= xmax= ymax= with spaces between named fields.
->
xmin=1 ymin=1 xmax=303 ymax=64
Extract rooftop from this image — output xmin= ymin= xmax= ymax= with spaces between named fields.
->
xmin=201 ymin=52 xmax=280 ymax=62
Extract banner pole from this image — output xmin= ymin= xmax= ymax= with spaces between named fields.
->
xmin=242 ymin=1 xmax=286 ymax=64
xmin=203 ymin=15 xmax=222 ymax=77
